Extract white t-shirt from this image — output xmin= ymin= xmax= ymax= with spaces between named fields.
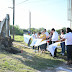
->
xmin=63 ymin=32 xmax=72 ymax=45
xmin=32 ymin=34 xmax=36 ymax=40
xmin=61 ymin=34 xmax=65 ymax=39
xmin=60 ymin=34 xmax=65 ymax=42
xmin=52 ymin=31 xmax=58 ymax=41
xmin=45 ymin=32 xmax=49 ymax=38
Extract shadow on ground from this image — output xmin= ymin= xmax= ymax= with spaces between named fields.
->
xmin=10 ymin=48 xmax=64 ymax=71
xmin=0 ymin=46 xmax=21 ymax=54
xmin=1 ymin=45 xmax=72 ymax=71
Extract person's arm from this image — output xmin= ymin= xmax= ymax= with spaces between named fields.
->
xmin=39 ymin=36 xmax=45 ymax=39
xmin=58 ymin=34 xmax=66 ymax=42
xmin=48 ymin=38 xmax=51 ymax=41
xmin=60 ymin=38 xmax=65 ymax=42
xmin=37 ymin=34 xmax=39 ymax=38
xmin=56 ymin=38 xmax=65 ymax=42
xmin=35 ymin=35 xmax=36 ymax=38
xmin=61 ymin=34 xmax=67 ymax=42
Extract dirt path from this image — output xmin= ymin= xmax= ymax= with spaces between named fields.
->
xmin=13 ymin=42 xmax=72 ymax=72
xmin=42 ymin=63 xmax=72 ymax=72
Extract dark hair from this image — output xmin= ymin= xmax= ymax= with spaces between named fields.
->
xmin=66 ymin=27 xmax=72 ymax=33
xmin=44 ymin=29 xmax=46 ymax=31
xmin=61 ymin=29 xmax=64 ymax=33
xmin=51 ymin=28 xmax=55 ymax=31
xmin=33 ymin=31 xmax=35 ymax=33
xmin=38 ymin=32 xmax=41 ymax=35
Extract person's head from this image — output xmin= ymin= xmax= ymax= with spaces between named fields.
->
xmin=66 ymin=27 xmax=72 ymax=33
xmin=44 ymin=29 xmax=46 ymax=32
xmin=41 ymin=30 xmax=44 ymax=34
xmin=61 ymin=29 xmax=64 ymax=34
xmin=38 ymin=32 xmax=41 ymax=36
xmin=33 ymin=31 xmax=35 ymax=34
xmin=28 ymin=31 xmax=30 ymax=35
xmin=50 ymin=31 xmax=53 ymax=35
xmin=51 ymin=28 xmax=55 ymax=33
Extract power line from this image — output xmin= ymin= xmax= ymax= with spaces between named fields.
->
xmin=16 ymin=0 xmax=29 ymax=6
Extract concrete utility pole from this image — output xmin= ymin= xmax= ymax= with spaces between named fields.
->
xmin=70 ymin=0 xmax=72 ymax=29
xmin=13 ymin=0 xmax=15 ymax=40
xmin=68 ymin=0 xmax=72 ymax=29
xmin=29 ymin=11 xmax=31 ymax=33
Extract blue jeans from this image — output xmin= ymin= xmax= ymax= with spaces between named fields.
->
xmin=60 ymin=42 xmax=65 ymax=53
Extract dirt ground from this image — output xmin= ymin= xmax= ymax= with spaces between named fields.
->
xmin=41 ymin=63 xmax=72 ymax=72
xmin=13 ymin=42 xmax=72 ymax=72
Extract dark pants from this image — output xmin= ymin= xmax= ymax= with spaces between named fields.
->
xmin=60 ymin=42 xmax=65 ymax=53
xmin=33 ymin=46 xmax=39 ymax=51
xmin=39 ymin=43 xmax=47 ymax=51
xmin=49 ymin=40 xmax=52 ymax=45
xmin=66 ymin=45 xmax=72 ymax=61
xmin=33 ymin=46 xmax=34 ymax=49
xmin=28 ymin=39 xmax=31 ymax=46
xmin=52 ymin=41 xmax=57 ymax=57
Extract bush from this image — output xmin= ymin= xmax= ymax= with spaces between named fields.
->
xmin=10 ymin=25 xmax=23 ymax=35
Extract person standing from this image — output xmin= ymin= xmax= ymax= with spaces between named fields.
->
xmin=39 ymin=31 xmax=46 ymax=41
xmin=32 ymin=31 xmax=36 ymax=40
xmin=32 ymin=31 xmax=36 ymax=49
xmin=48 ymin=31 xmax=53 ymax=45
xmin=60 ymin=29 xmax=65 ymax=55
xmin=60 ymin=28 xmax=72 ymax=65
xmin=28 ymin=31 xmax=31 ymax=46
xmin=51 ymin=28 xmax=58 ymax=57
xmin=39 ymin=31 xmax=46 ymax=53
xmin=44 ymin=29 xmax=49 ymax=39
xmin=33 ymin=32 xmax=41 ymax=51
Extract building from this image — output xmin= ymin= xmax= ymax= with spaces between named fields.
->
xmin=68 ymin=0 xmax=72 ymax=29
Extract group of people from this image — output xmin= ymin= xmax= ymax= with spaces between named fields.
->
xmin=28 ymin=27 xmax=72 ymax=65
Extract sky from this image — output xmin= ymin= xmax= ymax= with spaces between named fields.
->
xmin=0 ymin=0 xmax=70 ymax=30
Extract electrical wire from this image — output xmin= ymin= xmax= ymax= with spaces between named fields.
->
xmin=15 ymin=0 xmax=45 ymax=6
xmin=16 ymin=0 xmax=29 ymax=6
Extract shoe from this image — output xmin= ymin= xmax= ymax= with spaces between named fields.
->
xmin=50 ymin=53 xmax=52 ymax=56
xmin=60 ymin=53 xmax=64 ymax=55
xmin=69 ymin=60 xmax=72 ymax=64
xmin=71 ymin=61 xmax=72 ymax=64
xmin=66 ymin=61 xmax=71 ymax=65
xmin=60 ymin=53 xmax=63 ymax=54
xmin=62 ymin=53 xmax=64 ymax=56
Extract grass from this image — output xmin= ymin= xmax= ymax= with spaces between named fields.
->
xmin=0 ymin=35 xmax=67 ymax=72
xmin=11 ymin=35 xmax=24 ymax=42
xmin=11 ymin=35 xmax=25 ymax=44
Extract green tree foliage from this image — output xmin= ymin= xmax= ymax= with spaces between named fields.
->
xmin=62 ymin=27 xmax=66 ymax=34
xmin=10 ymin=25 xmax=23 ymax=35
xmin=47 ymin=30 xmax=51 ymax=33
xmin=10 ymin=25 xmax=66 ymax=35
xmin=38 ymin=27 xmax=45 ymax=32
xmin=56 ymin=29 xmax=61 ymax=34
xmin=56 ymin=27 xmax=66 ymax=34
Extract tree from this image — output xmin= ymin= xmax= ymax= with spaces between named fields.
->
xmin=62 ymin=27 xmax=66 ymax=34
xmin=38 ymin=27 xmax=45 ymax=32
xmin=56 ymin=29 xmax=61 ymax=34
xmin=10 ymin=25 xmax=23 ymax=35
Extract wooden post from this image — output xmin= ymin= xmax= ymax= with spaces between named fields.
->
xmin=6 ymin=14 xmax=9 ymax=37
